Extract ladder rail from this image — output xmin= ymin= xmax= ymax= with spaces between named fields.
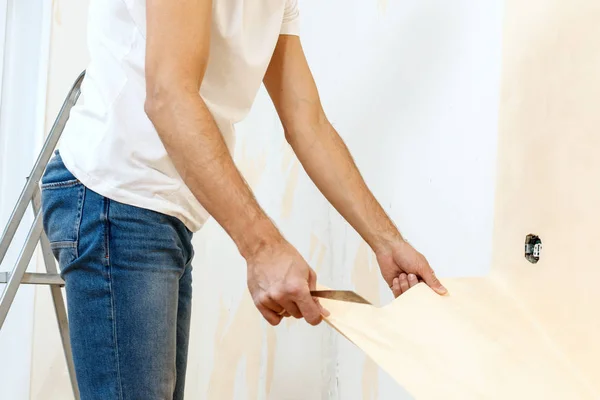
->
xmin=0 ymin=71 xmax=85 ymax=400
xmin=0 ymin=71 xmax=85 ymax=266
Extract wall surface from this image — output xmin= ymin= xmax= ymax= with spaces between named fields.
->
xmin=314 ymin=1 xmax=600 ymax=398
xmin=0 ymin=0 xmax=51 ymax=398
xmin=29 ymin=1 xmax=503 ymax=399
xmin=302 ymin=3 xmax=503 ymax=396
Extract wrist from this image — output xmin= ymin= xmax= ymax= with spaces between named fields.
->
xmin=236 ymin=217 xmax=285 ymax=261
xmin=369 ymin=229 xmax=404 ymax=257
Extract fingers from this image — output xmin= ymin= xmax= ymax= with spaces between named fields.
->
xmin=408 ymin=273 xmax=419 ymax=288
xmin=257 ymin=294 xmax=287 ymax=325
xmin=258 ymin=280 xmax=324 ymax=325
xmin=271 ymin=273 xmax=311 ymax=319
xmin=250 ymin=253 xmax=326 ymax=326
xmin=256 ymin=302 xmax=284 ymax=326
xmin=273 ymin=285 xmax=323 ymax=325
xmin=268 ymin=289 xmax=302 ymax=319
xmin=399 ymin=273 xmax=410 ymax=293
xmin=278 ymin=299 xmax=302 ymax=319
xmin=391 ymin=273 xmax=421 ymax=298
xmin=391 ymin=277 xmax=401 ymax=297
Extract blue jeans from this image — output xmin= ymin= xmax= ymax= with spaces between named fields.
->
xmin=41 ymin=151 xmax=194 ymax=400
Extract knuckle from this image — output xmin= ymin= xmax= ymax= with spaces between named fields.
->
xmin=427 ymin=270 xmax=440 ymax=282
xmin=286 ymin=283 xmax=304 ymax=297
xmin=256 ymin=293 xmax=270 ymax=306
xmin=270 ymin=290 xmax=285 ymax=303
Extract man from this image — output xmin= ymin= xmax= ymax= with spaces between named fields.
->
xmin=41 ymin=0 xmax=448 ymax=398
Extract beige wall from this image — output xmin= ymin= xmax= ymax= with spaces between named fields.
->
xmin=30 ymin=1 xmax=503 ymax=399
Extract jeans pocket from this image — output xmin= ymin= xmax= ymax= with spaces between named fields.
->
xmin=41 ymin=152 xmax=85 ymax=266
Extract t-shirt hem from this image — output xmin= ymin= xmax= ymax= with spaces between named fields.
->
xmin=59 ymin=146 xmax=206 ymax=233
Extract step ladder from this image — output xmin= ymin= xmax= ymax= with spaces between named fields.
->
xmin=0 ymin=71 xmax=86 ymax=400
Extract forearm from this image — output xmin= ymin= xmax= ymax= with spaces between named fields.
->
xmin=146 ymin=88 xmax=282 ymax=258
xmin=263 ymin=35 xmax=400 ymax=253
xmin=288 ymin=122 xmax=401 ymax=254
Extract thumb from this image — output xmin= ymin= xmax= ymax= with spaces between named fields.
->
xmin=308 ymin=268 xmax=317 ymax=291
xmin=420 ymin=265 xmax=448 ymax=295
xmin=308 ymin=268 xmax=330 ymax=317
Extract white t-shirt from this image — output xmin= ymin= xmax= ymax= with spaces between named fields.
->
xmin=59 ymin=0 xmax=300 ymax=232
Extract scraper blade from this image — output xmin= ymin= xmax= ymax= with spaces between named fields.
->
xmin=310 ymin=290 xmax=372 ymax=305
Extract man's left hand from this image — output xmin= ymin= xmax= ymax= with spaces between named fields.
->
xmin=376 ymin=240 xmax=448 ymax=298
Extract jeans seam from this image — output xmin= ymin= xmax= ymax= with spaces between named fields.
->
xmin=74 ymin=186 xmax=85 ymax=259
xmin=40 ymin=179 xmax=81 ymax=189
xmin=103 ymin=197 xmax=123 ymax=400
xmin=103 ymin=198 xmax=111 ymax=264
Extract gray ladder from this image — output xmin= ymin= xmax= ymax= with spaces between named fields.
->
xmin=0 ymin=71 xmax=86 ymax=400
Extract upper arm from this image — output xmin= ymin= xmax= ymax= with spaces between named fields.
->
xmin=263 ymin=35 xmax=327 ymax=137
xmin=145 ymin=0 xmax=212 ymax=97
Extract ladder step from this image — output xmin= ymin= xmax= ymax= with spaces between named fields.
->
xmin=0 ymin=272 xmax=64 ymax=286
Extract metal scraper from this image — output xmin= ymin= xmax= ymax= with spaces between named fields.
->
xmin=310 ymin=290 xmax=372 ymax=305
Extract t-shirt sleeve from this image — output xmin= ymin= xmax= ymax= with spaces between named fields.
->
xmin=280 ymin=0 xmax=300 ymax=35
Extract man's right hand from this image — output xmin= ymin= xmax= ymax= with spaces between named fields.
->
xmin=247 ymin=241 xmax=327 ymax=326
